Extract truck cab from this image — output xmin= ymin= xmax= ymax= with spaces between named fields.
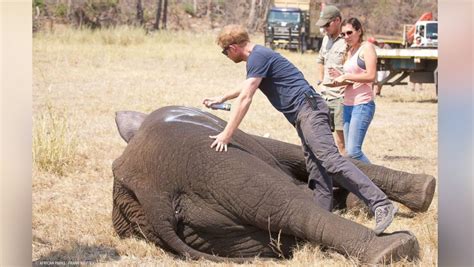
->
xmin=265 ymin=7 xmax=307 ymax=51
xmin=412 ymin=21 xmax=438 ymax=48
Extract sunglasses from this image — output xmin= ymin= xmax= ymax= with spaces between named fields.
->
xmin=222 ymin=45 xmax=231 ymax=56
xmin=340 ymin=30 xmax=354 ymax=37
xmin=322 ymin=20 xmax=333 ymax=28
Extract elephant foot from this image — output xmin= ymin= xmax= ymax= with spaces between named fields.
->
xmin=409 ymin=174 xmax=436 ymax=212
xmin=347 ymin=174 xmax=436 ymax=213
xmin=362 ymin=231 xmax=420 ymax=264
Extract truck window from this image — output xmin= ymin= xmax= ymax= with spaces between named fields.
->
xmin=268 ymin=11 xmax=300 ymax=24
xmin=426 ymin=23 xmax=438 ymax=39
xmin=419 ymin=25 xmax=425 ymax=37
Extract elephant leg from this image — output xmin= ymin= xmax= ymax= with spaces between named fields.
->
xmin=350 ymin=159 xmax=436 ymax=212
xmin=250 ymin=135 xmax=435 ymax=212
xmin=250 ymin=134 xmax=308 ymax=182
xmin=118 ymin=178 xmax=271 ymax=263
xmin=170 ymin=191 xmax=300 ymax=258
xmin=203 ymin=150 xmax=419 ymax=264
xmin=112 ymin=179 xmax=169 ymax=248
xmin=250 ymin=135 xmax=364 ymax=210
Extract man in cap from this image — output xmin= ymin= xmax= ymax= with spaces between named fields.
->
xmin=315 ymin=5 xmax=347 ymax=155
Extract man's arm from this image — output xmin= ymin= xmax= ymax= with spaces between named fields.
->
xmin=210 ymin=77 xmax=262 ymax=152
xmin=317 ymin=63 xmax=325 ymax=85
xmin=316 ymin=39 xmax=326 ymax=85
xmin=202 ymin=88 xmax=241 ymax=108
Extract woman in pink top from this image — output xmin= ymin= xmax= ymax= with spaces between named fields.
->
xmin=329 ymin=18 xmax=377 ymax=163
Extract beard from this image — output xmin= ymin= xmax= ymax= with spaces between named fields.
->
xmin=231 ymin=55 xmax=243 ymax=63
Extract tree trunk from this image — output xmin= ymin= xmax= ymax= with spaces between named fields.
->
xmin=256 ymin=0 xmax=272 ymax=32
xmin=154 ymin=0 xmax=163 ymax=30
xmin=253 ymin=0 xmax=267 ymax=32
xmin=162 ymin=0 xmax=168 ymax=29
xmin=206 ymin=0 xmax=212 ymax=17
xmin=247 ymin=0 xmax=257 ymax=31
xmin=67 ymin=0 xmax=72 ymax=17
xmin=136 ymin=0 xmax=144 ymax=26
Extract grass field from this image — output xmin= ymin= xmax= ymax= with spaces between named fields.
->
xmin=33 ymin=27 xmax=438 ymax=266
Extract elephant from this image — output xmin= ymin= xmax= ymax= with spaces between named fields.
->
xmin=112 ymin=106 xmax=436 ymax=264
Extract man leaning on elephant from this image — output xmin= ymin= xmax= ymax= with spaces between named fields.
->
xmin=202 ymin=24 xmax=397 ymax=235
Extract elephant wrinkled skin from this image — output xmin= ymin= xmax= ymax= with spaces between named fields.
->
xmin=112 ymin=106 xmax=435 ymax=264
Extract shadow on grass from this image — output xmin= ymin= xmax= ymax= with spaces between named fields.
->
xmin=382 ymin=155 xmax=422 ymax=161
xmin=396 ymin=210 xmax=417 ymax=219
xmin=343 ymin=208 xmax=418 ymax=220
xmin=32 ymin=242 xmax=120 ymax=266
xmin=416 ymin=98 xmax=438 ymax=104
xmin=391 ymin=98 xmax=438 ymax=104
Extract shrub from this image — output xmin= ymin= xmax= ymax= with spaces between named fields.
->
xmin=33 ymin=0 xmax=45 ymax=9
xmin=33 ymin=104 xmax=78 ymax=176
xmin=182 ymin=3 xmax=195 ymax=17
xmin=55 ymin=3 xmax=68 ymax=18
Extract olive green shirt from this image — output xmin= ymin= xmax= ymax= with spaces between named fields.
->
xmin=316 ymin=34 xmax=347 ymax=100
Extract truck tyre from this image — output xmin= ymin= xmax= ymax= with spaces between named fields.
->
xmin=309 ymin=37 xmax=322 ymax=52
xmin=299 ymin=34 xmax=307 ymax=54
xmin=264 ymin=36 xmax=271 ymax=48
xmin=265 ymin=40 xmax=272 ymax=49
xmin=264 ymin=37 xmax=275 ymax=50
xmin=315 ymin=38 xmax=323 ymax=51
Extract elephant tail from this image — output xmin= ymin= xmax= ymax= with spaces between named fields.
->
xmin=115 ymin=111 xmax=148 ymax=143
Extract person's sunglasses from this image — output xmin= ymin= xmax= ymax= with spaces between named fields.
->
xmin=340 ymin=30 xmax=354 ymax=37
xmin=222 ymin=46 xmax=231 ymax=56
xmin=322 ymin=20 xmax=333 ymax=28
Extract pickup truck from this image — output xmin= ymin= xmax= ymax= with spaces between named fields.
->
xmin=375 ymin=48 xmax=438 ymax=94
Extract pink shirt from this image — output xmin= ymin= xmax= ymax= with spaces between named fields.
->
xmin=342 ymin=45 xmax=374 ymax=106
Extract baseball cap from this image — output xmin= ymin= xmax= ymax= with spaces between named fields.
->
xmin=316 ymin=5 xmax=341 ymax=27
xmin=367 ymin=37 xmax=377 ymax=44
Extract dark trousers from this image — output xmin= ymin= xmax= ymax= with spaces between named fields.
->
xmin=295 ymin=93 xmax=390 ymax=213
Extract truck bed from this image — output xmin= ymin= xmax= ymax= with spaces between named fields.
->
xmin=376 ymin=48 xmax=438 ymax=59
xmin=274 ymin=0 xmax=310 ymax=10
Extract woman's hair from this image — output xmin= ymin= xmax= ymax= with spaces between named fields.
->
xmin=341 ymin=17 xmax=364 ymax=43
xmin=216 ymin=24 xmax=250 ymax=48
xmin=341 ymin=17 xmax=364 ymax=62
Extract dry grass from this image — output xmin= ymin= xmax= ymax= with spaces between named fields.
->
xmin=33 ymin=27 xmax=438 ymax=266
xmin=33 ymin=102 xmax=80 ymax=176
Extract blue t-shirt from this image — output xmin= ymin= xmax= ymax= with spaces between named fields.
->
xmin=247 ymin=45 xmax=315 ymax=124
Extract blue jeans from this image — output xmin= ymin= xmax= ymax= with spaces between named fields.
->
xmin=343 ymin=101 xmax=375 ymax=163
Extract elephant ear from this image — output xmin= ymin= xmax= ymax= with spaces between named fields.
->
xmin=115 ymin=111 xmax=148 ymax=143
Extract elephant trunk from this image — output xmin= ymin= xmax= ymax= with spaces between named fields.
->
xmin=351 ymin=160 xmax=436 ymax=212
xmin=279 ymin=197 xmax=419 ymax=264
xmin=157 ymin=222 xmax=267 ymax=263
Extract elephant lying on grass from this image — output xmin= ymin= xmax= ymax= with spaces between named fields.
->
xmin=112 ymin=106 xmax=435 ymax=264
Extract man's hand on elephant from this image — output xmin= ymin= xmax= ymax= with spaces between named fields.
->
xmin=210 ymin=132 xmax=230 ymax=152
xmin=202 ymin=96 xmax=225 ymax=109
